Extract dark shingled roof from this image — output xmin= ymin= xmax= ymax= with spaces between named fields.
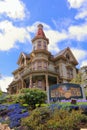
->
xmin=54 ymin=47 xmax=68 ymax=58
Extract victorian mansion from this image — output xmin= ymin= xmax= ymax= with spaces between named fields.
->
xmin=8 ymin=24 xmax=78 ymax=94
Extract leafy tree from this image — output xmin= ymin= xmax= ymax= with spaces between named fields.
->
xmin=70 ymin=73 xmax=82 ymax=84
xmin=17 ymin=88 xmax=47 ymax=109
xmin=70 ymin=72 xmax=87 ymax=98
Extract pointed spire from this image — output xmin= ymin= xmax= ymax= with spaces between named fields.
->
xmin=36 ymin=24 xmax=46 ymax=37
xmin=32 ymin=24 xmax=49 ymax=44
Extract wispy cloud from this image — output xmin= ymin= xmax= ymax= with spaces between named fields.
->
xmin=0 ymin=75 xmax=13 ymax=92
xmin=68 ymin=22 xmax=87 ymax=41
xmin=67 ymin=0 xmax=85 ymax=9
xmin=0 ymin=0 xmax=29 ymax=20
xmin=0 ymin=20 xmax=30 ymax=51
xmin=71 ymin=48 xmax=87 ymax=61
xmin=81 ymin=60 xmax=87 ymax=67
xmin=0 ymin=0 xmax=31 ymax=51
xmin=67 ymin=0 xmax=87 ymax=20
xmin=45 ymin=30 xmax=68 ymax=53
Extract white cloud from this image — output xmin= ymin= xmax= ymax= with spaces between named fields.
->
xmin=67 ymin=0 xmax=87 ymax=20
xmin=0 ymin=76 xmax=13 ymax=92
xmin=45 ymin=30 xmax=68 ymax=53
xmin=67 ymin=0 xmax=85 ymax=8
xmin=68 ymin=23 xmax=87 ymax=41
xmin=71 ymin=48 xmax=87 ymax=61
xmin=0 ymin=20 xmax=31 ymax=51
xmin=75 ymin=3 xmax=87 ymax=19
xmin=0 ymin=0 xmax=29 ymax=20
xmin=81 ymin=60 xmax=87 ymax=67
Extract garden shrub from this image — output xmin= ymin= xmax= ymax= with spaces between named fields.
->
xmin=21 ymin=107 xmax=51 ymax=130
xmin=17 ymin=88 xmax=47 ymax=109
xmin=21 ymin=107 xmax=87 ymax=130
xmin=46 ymin=109 xmax=87 ymax=130
xmin=0 ymin=92 xmax=7 ymax=104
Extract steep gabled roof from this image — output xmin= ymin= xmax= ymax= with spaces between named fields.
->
xmin=54 ymin=48 xmax=67 ymax=57
xmin=54 ymin=47 xmax=78 ymax=65
xmin=17 ymin=52 xmax=30 ymax=65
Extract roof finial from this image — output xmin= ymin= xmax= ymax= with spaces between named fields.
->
xmin=36 ymin=24 xmax=45 ymax=37
xmin=37 ymin=24 xmax=43 ymax=29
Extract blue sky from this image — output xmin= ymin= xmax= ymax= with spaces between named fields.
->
xmin=0 ymin=0 xmax=87 ymax=92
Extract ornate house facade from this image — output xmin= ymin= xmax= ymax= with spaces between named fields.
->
xmin=8 ymin=24 xmax=78 ymax=94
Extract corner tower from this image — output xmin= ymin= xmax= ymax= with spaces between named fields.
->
xmin=32 ymin=24 xmax=49 ymax=51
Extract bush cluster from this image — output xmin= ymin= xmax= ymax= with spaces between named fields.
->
xmin=21 ymin=106 xmax=87 ymax=130
xmin=0 ymin=88 xmax=87 ymax=130
xmin=17 ymin=88 xmax=47 ymax=109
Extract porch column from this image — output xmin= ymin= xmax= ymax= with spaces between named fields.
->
xmin=29 ymin=75 xmax=32 ymax=88
xmin=45 ymin=74 xmax=50 ymax=103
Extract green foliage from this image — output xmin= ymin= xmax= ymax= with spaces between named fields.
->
xmin=4 ymin=94 xmax=19 ymax=104
xmin=70 ymin=73 xmax=82 ymax=84
xmin=0 ymin=90 xmax=2 ymax=96
xmin=21 ymin=107 xmax=51 ymax=130
xmin=17 ymin=88 xmax=47 ymax=109
xmin=21 ymin=107 xmax=87 ymax=130
xmin=46 ymin=109 xmax=87 ymax=130
xmin=0 ymin=92 xmax=8 ymax=104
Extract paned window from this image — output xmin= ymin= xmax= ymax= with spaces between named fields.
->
xmin=37 ymin=41 xmax=42 ymax=49
xmin=38 ymin=62 xmax=42 ymax=69
xmin=44 ymin=62 xmax=47 ymax=69
xmin=67 ymin=68 xmax=73 ymax=79
xmin=43 ymin=41 xmax=47 ymax=49
xmin=38 ymin=80 xmax=42 ymax=88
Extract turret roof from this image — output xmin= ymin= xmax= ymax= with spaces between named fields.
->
xmin=32 ymin=24 xmax=49 ymax=43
